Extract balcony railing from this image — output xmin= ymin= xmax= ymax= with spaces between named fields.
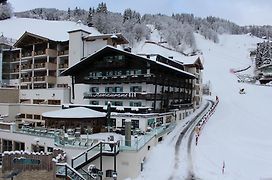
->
xmin=33 ymin=62 xmax=57 ymax=70
xmin=34 ymin=49 xmax=57 ymax=57
xmin=33 ymin=76 xmax=56 ymax=84
xmin=21 ymin=64 xmax=32 ymax=70
xmin=21 ymin=77 xmax=32 ymax=83
xmin=58 ymin=50 xmax=69 ymax=56
xmin=21 ymin=51 xmax=33 ymax=58
xmin=84 ymin=91 xmax=190 ymax=101
xmin=84 ymin=92 xmax=170 ymax=100
xmin=11 ymin=69 xmax=19 ymax=73
xmin=84 ymin=74 xmax=156 ymax=84
xmin=59 ymin=63 xmax=68 ymax=69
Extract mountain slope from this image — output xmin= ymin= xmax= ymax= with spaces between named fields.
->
xmin=137 ymin=33 xmax=272 ymax=180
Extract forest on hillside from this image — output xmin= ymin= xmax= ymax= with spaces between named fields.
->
xmin=1 ymin=1 xmax=272 ymax=53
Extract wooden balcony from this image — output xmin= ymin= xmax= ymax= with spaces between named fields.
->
xmin=21 ymin=77 xmax=32 ymax=83
xmin=34 ymin=49 xmax=57 ymax=58
xmin=84 ymin=74 xmax=156 ymax=85
xmin=83 ymin=92 xmax=164 ymax=100
xmin=33 ymin=76 xmax=56 ymax=84
xmin=21 ymin=64 xmax=32 ymax=71
xmin=58 ymin=63 xmax=68 ymax=69
xmin=21 ymin=51 xmax=33 ymax=59
xmin=58 ymin=50 xmax=69 ymax=56
xmin=33 ymin=62 xmax=57 ymax=70
xmin=46 ymin=48 xmax=57 ymax=57
xmin=11 ymin=68 xmax=19 ymax=73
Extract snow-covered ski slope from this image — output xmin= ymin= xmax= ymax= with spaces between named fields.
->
xmin=136 ymin=33 xmax=272 ymax=180
xmin=194 ymin=34 xmax=272 ymax=180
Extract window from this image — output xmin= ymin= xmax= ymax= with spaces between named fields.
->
xmin=90 ymin=87 xmax=99 ymax=93
xmin=110 ymin=118 xmax=116 ymax=127
xmin=96 ymin=72 xmax=102 ymax=77
xmin=104 ymin=55 xmax=125 ymax=62
xmin=105 ymin=87 xmax=114 ymax=93
xmin=89 ymin=71 xmax=103 ymax=77
xmin=122 ymin=119 xmax=126 ymax=127
xmin=126 ymin=70 xmax=131 ymax=75
xmin=148 ymin=118 xmax=155 ymax=126
xmin=34 ymin=115 xmax=41 ymax=120
xmin=26 ymin=114 xmax=33 ymax=119
xmin=90 ymin=101 xmax=99 ymax=105
xmin=129 ymin=101 xmax=142 ymax=107
xmin=48 ymin=100 xmax=61 ymax=105
xmin=135 ymin=69 xmax=142 ymax=75
xmin=115 ymin=87 xmax=123 ymax=92
xmin=156 ymin=117 xmax=163 ymax=126
xmin=105 ymin=86 xmax=123 ymax=93
xmin=166 ymin=116 xmax=172 ymax=123
xmin=33 ymin=99 xmax=45 ymax=104
xmin=57 ymin=84 xmax=68 ymax=88
xmin=20 ymin=113 xmax=26 ymax=118
xmin=47 ymin=147 xmax=54 ymax=152
xmin=130 ymin=86 xmax=142 ymax=92
xmin=106 ymin=101 xmax=123 ymax=106
xmin=131 ymin=120 xmax=139 ymax=129
xmin=14 ymin=141 xmax=25 ymax=151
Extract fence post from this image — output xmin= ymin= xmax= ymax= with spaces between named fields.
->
xmin=71 ymin=159 xmax=74 ymax=168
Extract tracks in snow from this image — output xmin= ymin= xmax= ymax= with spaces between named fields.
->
xmin=168 ymin=100 xmax=214 ymax=180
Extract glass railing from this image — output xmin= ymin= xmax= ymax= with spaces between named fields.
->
xmin=72 ymin=142 xmax=101 ymax=169
xmin=71 ymin=141 xmax=119 ymax=170
xmin=119 ymin=123 xmax=176 ymax=151
xmin=15 ymin=127 xmax=59 ymax=139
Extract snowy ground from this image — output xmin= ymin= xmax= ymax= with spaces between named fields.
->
xmin=136 ymin=34 xmax=272 ymax=180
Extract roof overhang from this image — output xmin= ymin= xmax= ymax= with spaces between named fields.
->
xmin=14 ymin=31 xmax=51 ymax=48
xmin=61 ymin=45 xmax=195 ymax=79
xmin=84 ymin=33 xmax=129 ymax=44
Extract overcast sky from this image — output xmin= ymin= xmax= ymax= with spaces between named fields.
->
xmin=8 ymin=0 xmax=272 ymax=26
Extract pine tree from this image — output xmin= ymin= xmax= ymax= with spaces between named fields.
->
xmin=97 ymin=2 xmax=107 ymax=14
xmin=67 ymin=7 xmax=71 ymax=19
xmin=123 ymin=8 xmax=132 ymax=23
xmin=87 ymin=7 xmax=93 ymax=27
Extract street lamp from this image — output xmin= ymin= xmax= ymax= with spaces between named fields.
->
xmin=106 ymin=101 xmax=111 ymax=132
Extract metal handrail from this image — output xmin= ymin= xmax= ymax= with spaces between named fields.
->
xmin=56 ymin=163 xmax=86 ymax=180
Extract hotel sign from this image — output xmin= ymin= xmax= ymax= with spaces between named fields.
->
xmin=85 ymin=93 xmax=137 ymax=98
xmin=13 ymin=158 xmax=40 ymax=165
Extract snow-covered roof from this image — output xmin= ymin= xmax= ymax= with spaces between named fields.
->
xmin=61 ymin=45 xmax=195 ymax=78
xmin=0 ymin=17 xmax=101 ymax=42
xmin=83 ymin=33 xmax=129 ymax=44
xmin=134 ymin=41 xmax=202 ymax=66
xmin=42 ymin=107 xmax=106 ymax=119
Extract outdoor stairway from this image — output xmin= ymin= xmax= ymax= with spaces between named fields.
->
xmin=56 ymin=163 xmax=86 ymax=180
xmin=56 ymin=141 xmax=119 ymax=179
